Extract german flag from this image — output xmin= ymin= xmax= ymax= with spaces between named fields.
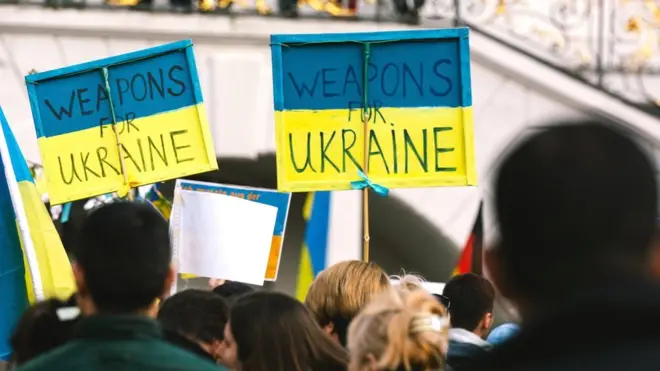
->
xmin=452 ymin=201 xmax=483 ymax=276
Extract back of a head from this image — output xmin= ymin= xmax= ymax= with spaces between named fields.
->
xmin=212 ymin=281 xmax=255 ymax=304
xmin=230 ymin=291 xmax=348 ymax=371
xmin=73 ymin=201 xmax=171 ymax=313
xmin=10 ymin=299 xmax=80 ymax=366
xmin=495 ymin=122 xmax=657 ymax=300
xmin=442 ymin=273 xmax=495 ymax=331
xmin=158 ymin=289 xmax=228 ymax=343
xmin=348 ymin=286 xmax=449 ymax=371
xmin=305 ymin=260 xmax=390 ymax=346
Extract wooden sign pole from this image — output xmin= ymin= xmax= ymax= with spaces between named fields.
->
xmin=361 ymin=43 xmax=371 ymax=263
xmin=362 ymin=111 xmax=370 ymax=262
xmin=102 ymin=67 xmax=133 ymax=201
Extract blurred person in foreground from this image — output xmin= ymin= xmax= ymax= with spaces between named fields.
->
xmin=220 ymin=291 xmax=348 ymax=371
xmin=442 ymin=273 xmax=495 ymax=371
xmin=18 ymin=202 xmax=220 ymax=371
xmin=347 ymin=279 xmax=450 ymax=371
xmin=305 ymin=260 xmax=391 ymax=347
xmin=9 ymin=297 xmax=79 ymax=367
xmin=468 ymin=122 xmax=660 ymax=371
xmin=158 ymin=289 xmax=229 ymax=366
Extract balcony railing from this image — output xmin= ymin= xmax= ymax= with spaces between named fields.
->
xmin=2 ymin=0 xmax=659 ymax=114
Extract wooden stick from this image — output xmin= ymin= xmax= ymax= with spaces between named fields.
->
xmin=362 ymin=110 xmax=370 ymax=262
xmin=111 ymin=122 xmax=133 ymax=201
xmin=102 ymin=67 xmax=133 ymax=201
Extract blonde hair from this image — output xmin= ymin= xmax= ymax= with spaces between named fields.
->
xmin=305 ymin=260 xmax=390 ymax=346
xmin=347 ymin=286 xmax=449 ymax=371
xmin=391 ymin=274 xmax=426 ymax=292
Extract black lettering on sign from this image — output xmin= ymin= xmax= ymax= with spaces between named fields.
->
xmin=289 ymin=132 xmax=316 ymax=173
xmin=96 ymin=147 xmax=120 ymax=177
xmin=286 ymin=60 xmax=454 ymax=100
xmin=285 ymin=126 xmax=457 ymax=175
xmin=99 ymin=112 xmax=139 ymax=138
xmin=403 ymin=129 xmax=428 ymax=173
xmin=368 ymin=129 xmax=389 ymax=174
xmin=342 ymin=129 xmax=361 ymax=172
xmin=320 ymin=131 xmax=339 ymax=173
xmin=55 ymin=128 xmax=196 ymax=185
xmin=42 ymin=64 xmax=189 ymax=122
xmin=170 ymin=130 xmax=194 ymax=164
xmin=433 ymin=127 xmax=456 ymax=172
xmin=347 ymin=101 xmax=387 ymax=125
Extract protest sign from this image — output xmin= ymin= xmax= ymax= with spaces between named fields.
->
xmin=270 ymin=29 xmax=476 ymax=192
xmin=25 ymin=40 xmax=217 ymax=205
xmin=172 ymin=189 xmax=277 ymax=286
xmin=177 ymin=179 xmax=292 ymax=281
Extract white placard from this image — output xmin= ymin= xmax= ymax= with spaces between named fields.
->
xmin=172 ymin=189 xmax=277 ymax=286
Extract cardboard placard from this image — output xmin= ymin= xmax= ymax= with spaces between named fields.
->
xmin=176 ymin=179 xmax=292 ymax=281
xmin=271 ymin=29 xmax=477 ymax=192
xmin=26 ymin=40 xmax=217 ymax=204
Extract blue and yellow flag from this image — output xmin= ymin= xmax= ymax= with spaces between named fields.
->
xmin=25 ymin=40 xmax=217 ymax=205
xmin=0 ymin=108 xmax=75 ymax=360
xmin=295 ymin=191 xmax=331 ymax=301
xmin=145 ymin=183 xmax=172 ymax=220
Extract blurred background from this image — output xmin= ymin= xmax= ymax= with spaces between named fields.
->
xmin=1 ymin=0 xmax=659 ymax=311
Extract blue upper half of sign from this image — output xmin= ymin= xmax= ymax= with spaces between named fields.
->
xmin=25 ymin=40 xmax=204 ymax=139
xmin=179 ymin=181 xmax=292 ymax=236
xmin=271 ymin=28 xmax=472 ymax=111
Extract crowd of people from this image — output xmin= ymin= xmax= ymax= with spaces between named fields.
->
xmin=4 ymin=118 xmax=660 ymax=371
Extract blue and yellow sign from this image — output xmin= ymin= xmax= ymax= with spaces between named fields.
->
xmin=25 ymin=40 xmax=217 ymax=205
xmin=177 ymin=180 xmax=292 ymax=281
xmin=270 ymin=29 xmax=476 ymax=192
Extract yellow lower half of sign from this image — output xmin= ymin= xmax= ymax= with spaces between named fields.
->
xmin=39 ymin=104 xmax=218 ymax=204
xmin=275 ymin=106 xmax=476 ymax=192
xmin=179 ymin=235 xmax=283 ymax=281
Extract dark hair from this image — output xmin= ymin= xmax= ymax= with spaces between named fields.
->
xmin=10 ymin=299 xmax=80 ymax=365
xmin=230 ymin=292 xmax=348 ymax=371
xmin=442 ymin=273 xmax=495 ymax=331
xmin=73 ymin=201 xmax=171 ymax=313
xmin=495 ymin=122 xmax=657 ymax=299
xmin=212 ymin=281 xmax=254 ymax=304
xmin=158 ymin=289 xmax=228 ymax=343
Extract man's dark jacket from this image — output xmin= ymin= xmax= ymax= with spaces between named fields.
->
xmin=163 ymin=330 xmax=216 ymax=364
xmin=465 ymin=279 xmax=660 ymax=371
xmin=17 ymin=316 xmax=221 ymax=371
xmin=447 ymin=340 xmax=489 ymax=371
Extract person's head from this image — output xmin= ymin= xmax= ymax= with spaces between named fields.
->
xmin=442 ymin=273 xmax=495 ymax=338
xmin=212 ymin=281 xmax=255 ymax=305
xmin=486 ymin=323 xmax=520 ymax=346
xmin=305 ymin=260 xmax=390 ymax=346
xmin=10 ymin=299 xmax=81 ymax=366
xmin=347 ymin=286 xmax=449 ymax=371
xmin=72 ymin=201 xmax=174 ymax=316
xmin=489 ymin=122 xmax=657 ymax=317
xmin=158 ymin=289 xmax=228 ymax=362
xmin=222 ymin=291 xmax=348 ymax=371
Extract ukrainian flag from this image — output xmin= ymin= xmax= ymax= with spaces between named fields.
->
xmin=295 ymin=191 xmax=331 ymax=301
xmin=0 ymin=107 xmax=75 ymax=360
xmin=25 ymin=40 xmax=217 ymax=205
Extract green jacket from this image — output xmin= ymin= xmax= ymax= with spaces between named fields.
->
xmin=17 ymin=315 xmax=223 ymax=371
